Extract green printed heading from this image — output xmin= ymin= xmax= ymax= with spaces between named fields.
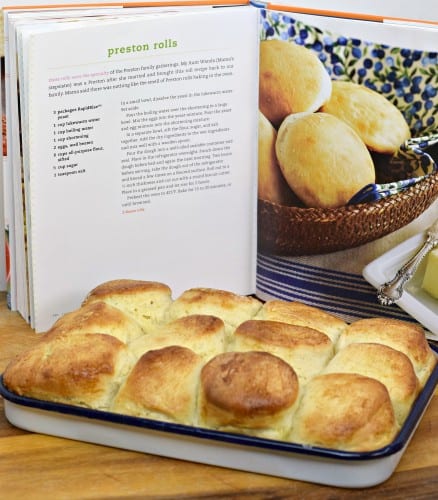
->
xmin=108 ymin=39 xmax=177 ymax=58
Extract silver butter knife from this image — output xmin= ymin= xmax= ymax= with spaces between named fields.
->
xmin=378 ymin=218 xmax=438 ymax=306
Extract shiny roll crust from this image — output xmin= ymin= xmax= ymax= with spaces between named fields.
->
xmin=259 ymin=39 xmax=332 ymax=128
xmin=112 ymin=346 xmax=203 ymax=425
xmin=166 ymin=287 xmax=263 ymax=334
xmin=275 ymin=112 xmax=375 ymax=208
xmin=83 ymin=279 xmax=173 ymax=332
xmin=321 ymin=81 xmax=411 ymax=154
xmin=323 ymin=342 xmax=419 ymax=425
xmin=46 ymin=301 xmax=145 ymax=343
xmin=257 ymin=111 xmax=296 ymax=205
xmin=255 ymin=300 xmax=347 ymax=344
xmin=198 ymin=351 xmax=299 ymax=440
xmin=338 ymin=317 xmax=437 ymax=387
xmin=231 ymin=319 xmax=333 ymax=386
xmin=288 ymin=373 xmax=399 ymax=452
xmin=129 ymin=314 xmax=226 ymax=361
xmin=3 ymin=333 xmax=133 ymax=410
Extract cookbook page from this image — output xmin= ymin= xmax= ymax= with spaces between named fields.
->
xmin=20 ymin=5 xmax=259 ymax=331
xmin=5 ymin=5 xmax=206 ymax=321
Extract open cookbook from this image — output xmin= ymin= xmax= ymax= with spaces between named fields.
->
xmin=1 ymin=0 xmax=437 ymax=332
xmin=1 ymin=1 xmax=437 ymax=488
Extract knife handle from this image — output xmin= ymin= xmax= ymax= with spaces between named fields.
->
xmin=377 ymin=234 xmax=438 ymax=306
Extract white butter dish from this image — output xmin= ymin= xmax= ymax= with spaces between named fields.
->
xmin=363 ymin=232 xmax=438 ymax=337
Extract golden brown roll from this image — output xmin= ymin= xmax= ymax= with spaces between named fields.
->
xmin=129 ymin=314 xmax=226 ymax=361
xmin=258 ymin=111 xmax=296 ymax=205
xmin=288 ymin=373 xmax=399 ymax=451
xmin=275 ymin=112 xmax=375 ymax=208
xmin=321 ymin=81 xmax=411 ymax=154
xmin=166 ymin=287 xmax=263 ymax=335
xmin=3 ymin=333 xmax=133 ymax=410
xmin=255 ymin=300 xmax=347 ymax=343
xmin=45 ymin=301 xmax=145 ymax=343
xmin=259 ymin=39 xmax=332 ymax=127
xmin=198 ymin=351 xmax=299 ymax=440
xmin=112 ymin=346 xmax=203 ymax=425
xmin=231 ymin=319 xmax=333 ymax=386
xmin=82 ymin=279 xmax=173 ymax=333
xmin=337 ymin=318 xmax=437 ymax=387
xmin=323 ymin=342 xmax=419 ymax=425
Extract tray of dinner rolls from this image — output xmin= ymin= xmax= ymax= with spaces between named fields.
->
xmin=1 ymin=280 xmax=437 ymax=488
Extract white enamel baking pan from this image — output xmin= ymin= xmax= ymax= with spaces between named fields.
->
xmin=1 ymin=343 xmax=437 ymax=489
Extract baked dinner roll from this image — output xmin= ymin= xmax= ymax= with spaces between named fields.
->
xmin=166 ymin=287 xmax=263 ymax=336
xmin=259 ymin=39 xmax=332 ymax=127
xmin=288 ymin=373 xmax=399 ymax=451
xmin=231 ymin=320 xmax=333 ymax=386
xmin=83 ymin=279 xmax=172 ymax=333
xmin=323 ymin=343 xmax=419 ymax=425
xmin=129 ymin=314 xmax=226 ymax=361
xmin=3 ymin=333 xmax=133 ymax=410
xmin=198 ymin=351 xmax=299 ymax=440
xmin=276 ymin=112 xmax=375 ymax=208
xmin=258 ymin=111 xmax=296 ymax=205
xmin=255 ymin=300 xmax=347 ymax=343
xmin=45 ymin=301 xmax=145 ymax=343
xmin=112 ymin=346 xmax=203 ymax=425
xmin=321 ymin=81 xmax=411 ymax=154
xmin=338 ymin=318 xmax=437 ymax=387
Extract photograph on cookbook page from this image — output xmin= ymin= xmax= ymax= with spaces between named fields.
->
xmin=12 ymin=4 xmax=259 ymax=332
xmin=255 ymin=5 xmax=438 ymax=328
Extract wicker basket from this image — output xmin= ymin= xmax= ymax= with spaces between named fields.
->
xmin=258 ymin=170 xmax=438 ymax=256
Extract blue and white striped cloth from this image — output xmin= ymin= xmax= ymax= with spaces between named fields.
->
xmin=256 ymin=252 xmax=415 ymax=324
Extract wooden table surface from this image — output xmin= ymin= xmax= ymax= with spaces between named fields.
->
xmin=0 ymin=293 xmax=437 ymax=499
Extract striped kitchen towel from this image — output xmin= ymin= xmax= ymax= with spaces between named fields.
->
xmin=256 ymin=252 xmax=414 ymax=324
